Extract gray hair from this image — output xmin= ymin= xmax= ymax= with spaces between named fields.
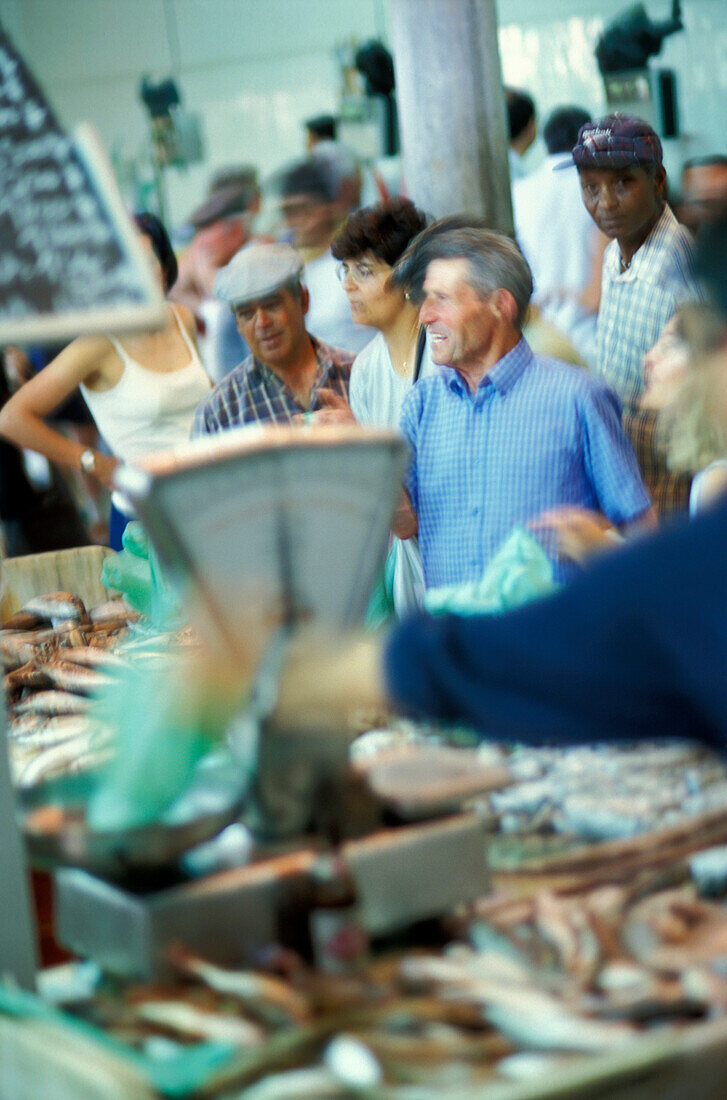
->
xmin=406 ymin=225 xmax=533 ymax=328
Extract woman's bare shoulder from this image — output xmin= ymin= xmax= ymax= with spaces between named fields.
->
xmin=41 ymin=333 xmax=117 ymax=383
xmin=173 ymin=302 xmax=199 ymax=342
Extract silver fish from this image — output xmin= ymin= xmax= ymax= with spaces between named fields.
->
xmin=16 ymin=733 xmax=101 ymax=788
xmin=43 ymin=661 xmax=114 ymax=695
xmin=14 ymin=690 xmax=91 ymax=716
xmin=60 ymin=647 xmax=127 ymax=670
xmin=9 ymin=712 xmax=49 ymax=740
xmin=90 ymin=599 xmax=134 ymax=623
xmin=133 ymin=1001 xmax=265 ymax=1045
xmin=22 ymin=591 xmax=88 ymax=624
xmin=9 ymin=714 xmax=105 ymax=748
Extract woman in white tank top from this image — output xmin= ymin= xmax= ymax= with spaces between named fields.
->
xmin=0 ymin=213 xmax=212 ymax=549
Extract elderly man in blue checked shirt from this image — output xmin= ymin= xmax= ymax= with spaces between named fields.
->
xmin=191 ymin=242 xmax=354 ymax=435
xmin=391 ymin=226 xmax=656 ymax=587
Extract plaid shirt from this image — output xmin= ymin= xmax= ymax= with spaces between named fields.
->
xmin=400 ymin=338 xmax=651 ymax=588
xmin=623 ymin=408 xmax=692 ymax=519
xmin=596 ymin=205 xmax=700 ymax=409
xmin=191 ymin=335 xmax=353 ymax=435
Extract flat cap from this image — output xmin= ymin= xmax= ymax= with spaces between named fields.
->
xmin=213 ymin=242 xmax=304 ymax=307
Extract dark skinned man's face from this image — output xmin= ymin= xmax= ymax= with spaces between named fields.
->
xmin=578 ymin=164 xmax=666 ymax=254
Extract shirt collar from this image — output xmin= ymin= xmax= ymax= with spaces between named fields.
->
xmin=253 ymin=333 xmax=330 ymax=390
xmin=443 ymin=336 xmax=532 ymax=397
xmin=605 ymin=205 xmax=674 ymax=281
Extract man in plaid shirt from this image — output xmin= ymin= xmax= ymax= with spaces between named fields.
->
xmin=559 ymin=113 xmax=700 ymax=409
xmin=191 ymin=242 xmax=353 ymax=435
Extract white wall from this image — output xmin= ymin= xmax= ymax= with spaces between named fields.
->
xmin=498 ymin=0 xmax=727 ymax=184
xmin=1 ymin=0 xmax=389 ymax=226
xmin=2 ymin=0 xmax=726 ymax=229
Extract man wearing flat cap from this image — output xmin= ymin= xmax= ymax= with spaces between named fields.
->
xmin=191 ymin=242 xmax=353 ymax=435
xmin=564 ymin=113 xmax=701 ymax=407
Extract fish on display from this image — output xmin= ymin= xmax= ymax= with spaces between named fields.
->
xmin=13 ymin=690 xmax=92 ymax=715
xmin=3 ymin=661 xmax=53 ymax=696
xmin=9 ymin=713 xmax=106 ymax=747
xmin=15 ymin=726 xmax=113 ymax=788
xmin=21 ymin=591 xmax=89 ymax=626
xmin=60 ymin=647 xmax=127 ymax=670
xmin=43 ymin=660 xmax=115 ymax=695
xmin=90 ymin=599 xmax=136 ymax=624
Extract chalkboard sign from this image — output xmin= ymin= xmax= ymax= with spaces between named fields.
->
xmin=0 ymin=24 xmax=166 ymax=345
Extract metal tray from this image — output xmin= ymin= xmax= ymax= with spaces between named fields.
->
xmin=19 ymin=751 xmax=250 ymax=881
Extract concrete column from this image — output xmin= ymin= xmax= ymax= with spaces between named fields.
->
xmin=389 ymin=0 xmax=513 ymax=232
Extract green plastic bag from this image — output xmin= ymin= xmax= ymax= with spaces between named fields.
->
xmin=101 ymin=520 xmax=182 ymax=628
xmin=101 ymin=523 xmax=154 ymax=618
xmin=425 ymin=526 xmax=557 ymax=617
xmin=364 ymin=542 xmax=397 ymax=629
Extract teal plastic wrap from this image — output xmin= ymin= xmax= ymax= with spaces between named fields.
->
xmin=86 ymin=656 xmax=216 ymax=831
xmin=424 ymin=526 xmax=557 ymax=617
xmin=101 ymin=546 xmax=153 ymax=618
xmin=364 ymin=542 xmax=397 ymax=629
xmin=100 ymin=521 xmax=182 ymax=629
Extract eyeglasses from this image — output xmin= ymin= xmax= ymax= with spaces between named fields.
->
xmin=335 ymin=261 xmax=378 ymax=285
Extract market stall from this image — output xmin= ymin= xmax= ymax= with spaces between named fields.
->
xmin=4 ymin=426 xmax=727 ymax=1098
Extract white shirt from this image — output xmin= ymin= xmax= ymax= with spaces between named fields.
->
xmin=82 ymin=306 xmax=211 ymax=511
xmin=349 ymin=331 xmax=434 ymax=427
xmin=349 ymin=331 xmax=435 ymax=616
xmin=513 ymin=155 xmax=599 ymax=366
xmin=302 ymin=249 xmax=376 ymax=354
xmin=509 ymin=148 xmax=528 ymax=182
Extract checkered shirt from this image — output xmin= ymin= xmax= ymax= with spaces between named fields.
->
xmin=596 ymin=205 xmax=701 ymax=409
xmin=191 ymin=335 xmax=353 ymax=435
xmin=399 ymin=338 xmax=652 ymax=588
xmin=623 ymin=408 xmax=692 ymax=519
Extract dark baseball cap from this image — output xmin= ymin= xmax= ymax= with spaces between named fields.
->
xmin=555 ymin=113 xmax=663 ymax=171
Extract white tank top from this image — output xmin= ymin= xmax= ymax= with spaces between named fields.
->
xmin=81 ymin=305 xmax=211 ymax=511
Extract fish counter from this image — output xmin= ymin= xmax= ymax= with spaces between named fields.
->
xmin=4 ymin=414 xmax=727 ymax=1098
xmin=5 ymin=584 xmax=727 ymax=1095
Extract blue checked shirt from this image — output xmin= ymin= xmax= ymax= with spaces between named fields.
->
xmin=191 ymin=335 xmax=353 ymax=435
xmin=596 ymin=205 xmax=701 ymax=408
xmin=399 ymin=338 xmax=652 ymax=588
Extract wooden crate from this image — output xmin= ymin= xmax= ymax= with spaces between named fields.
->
xmin=0 ymin=545 xmax=113 ymax=622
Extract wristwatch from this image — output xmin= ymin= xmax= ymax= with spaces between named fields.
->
xmin=79 ymin=448 xmax=96 ymax=474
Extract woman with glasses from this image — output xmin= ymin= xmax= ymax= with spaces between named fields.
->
xmin=327 ymin=199 xmax=429 ymax=430
xmin=320 ymin=198 xmax=430 ymax=615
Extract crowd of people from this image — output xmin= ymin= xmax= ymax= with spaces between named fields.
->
xmin=1 ymin=101 xmax=727 ymax=642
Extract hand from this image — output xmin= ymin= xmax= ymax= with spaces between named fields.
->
xmin=530 ymin=507 xmax=621 ymax=564
xmin=314 ymin=388 xmax=357 ymax=425
xmin=391 ymin=489 xmax=418 ymax=540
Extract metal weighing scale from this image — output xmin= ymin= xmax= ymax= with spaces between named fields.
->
xmin=5 ymin=425 xmax=494 ymax=982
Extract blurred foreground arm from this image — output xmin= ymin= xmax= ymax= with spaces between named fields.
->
xmin=273 ymin=631 xmax=388 ymax=735
xmin=266 ymin=504 xmax=727 ymax=754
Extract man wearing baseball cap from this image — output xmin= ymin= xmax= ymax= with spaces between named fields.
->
xmin=191 ymin=242 xmax=353 ymax=435
xmin=565 ymin=113 xmax=701 ymax=407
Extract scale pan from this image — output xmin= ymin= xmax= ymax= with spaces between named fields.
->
xmin=18 ymin=752 xmax=249 ymax=880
